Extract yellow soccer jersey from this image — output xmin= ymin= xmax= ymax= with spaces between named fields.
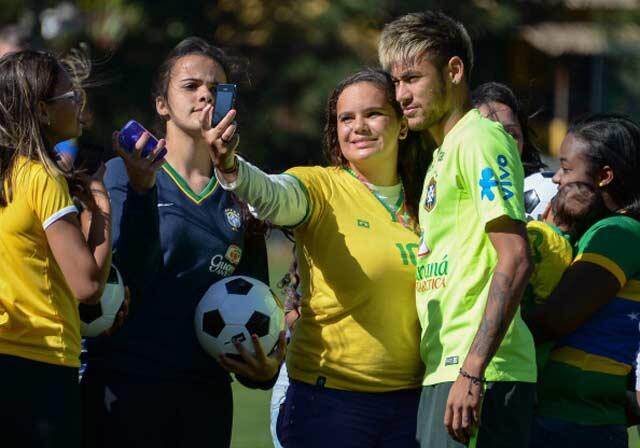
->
xmin=284 ymin=166 xmax=424 ymax=392
xmin=526 ymin=221 xmax=573 ymax=303
xmin=0 ymin=158 xmax=81 ymax=367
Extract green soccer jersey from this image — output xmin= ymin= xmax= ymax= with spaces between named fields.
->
xmin=537 ymin=214 xmax=640 ymax=425
xmin=416 ymin=109 xmax=537 ymax=385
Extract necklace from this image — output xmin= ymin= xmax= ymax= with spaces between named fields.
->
xmin=345 ymin=167 xmax=417 ymax=233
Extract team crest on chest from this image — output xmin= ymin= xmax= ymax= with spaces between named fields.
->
xmin=424 ymin=178 xmax=437 ymax=212
xmin=224 ymin=208 xmax=242 ymax=231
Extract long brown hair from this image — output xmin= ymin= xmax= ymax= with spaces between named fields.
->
xmin=0 ymin=50 xmax=65 ymax=206
xmin=0 ymin=48 xmax=93 ymax=209
xmin=322 ymin=68 xmax=432 ymax=224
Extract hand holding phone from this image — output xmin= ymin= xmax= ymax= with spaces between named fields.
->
xmin=115 ymin=120 xmax=166 ymax=194
xmin=211 ymin=84 xmax=237 ymax=128
xmin=118 ymin=120 xmax=167 ymax=163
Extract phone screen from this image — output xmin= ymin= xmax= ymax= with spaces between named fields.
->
xmin=212 ymin=84 xmax=236 ymax=127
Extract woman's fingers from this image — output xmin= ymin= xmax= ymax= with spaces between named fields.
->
xmin=133 ymin=132 xmax=151 ymax=158
xmin=217 ymin=354 xmax=246 ymax=375
xmin=215 ymin=109 xmax=237 ymax=133
xmin=200 ymin=104 xmax=213 ymax=132
xmin=147 ymin=139 xmax=167 ymax=165
xmin=221 ymin=122 xmax=238 ymax=145
xmin=234 ymin=338 xmax=259 ymax=369
xmin=250 ymin=334 xmax=266 ymax=360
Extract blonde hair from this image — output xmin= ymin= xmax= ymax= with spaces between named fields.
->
xmin=378 ymin=11 xmax=473 ymax=80
xmin=0 ymin=48 xmax=90 ymax=206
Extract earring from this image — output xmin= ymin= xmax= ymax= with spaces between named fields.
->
xmin=598 ymin=181 xmax=605 ymax=187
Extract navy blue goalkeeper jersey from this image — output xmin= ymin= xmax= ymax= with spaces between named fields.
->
xmin=92 ymin=158 xmax=269 ymax=385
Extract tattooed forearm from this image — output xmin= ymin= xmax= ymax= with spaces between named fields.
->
xmin=468 ymin=271 xmax=514 ymax=365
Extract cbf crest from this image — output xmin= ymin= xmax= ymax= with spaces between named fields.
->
xmin=224 ymin=208 xmax=242 ymax=231
xmin=424 ymin=178 xmax=437 ymax=212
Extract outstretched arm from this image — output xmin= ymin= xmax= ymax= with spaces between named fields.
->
xmin=216 ymin=157 xmax=308 ymax=227
xmin=199 ymin=106 xmax=308 ymax=227
xmin=444 ymin=215 xmax=532 ymax=443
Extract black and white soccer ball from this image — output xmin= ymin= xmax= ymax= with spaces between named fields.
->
xmin=194 ymin=276 xmax=285 ymax=360
xmin=79 ymin=265 xmax=125 ymax=337
xmin=524 ymin=171 xmax=557 ymax=221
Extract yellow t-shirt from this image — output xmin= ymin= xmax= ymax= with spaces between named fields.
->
xmin=526 ymin=220 xmax=573 ymax=303
xmin=0 ymin=158 xmax=80 ymax=367
xmin=284 ymin=166 xmax=424 ymax=392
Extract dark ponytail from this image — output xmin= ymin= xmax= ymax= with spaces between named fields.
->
xmin=569 ymin=113 xmax=640 ymax=220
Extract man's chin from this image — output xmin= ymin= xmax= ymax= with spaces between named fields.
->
xmin=408 ymin=116 xmax=430 ymax=132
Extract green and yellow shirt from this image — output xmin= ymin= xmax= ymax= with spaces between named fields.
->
xmin=285 ymin=166 xmax=424 ymax=392
xmin=537 ymin=214 xmax=640 ymax=425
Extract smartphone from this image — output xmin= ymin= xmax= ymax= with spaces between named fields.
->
xmin=212 ymin=83 xmax=237 ymax=127
xmin=118 ymin=120 xmax=167 ymax=163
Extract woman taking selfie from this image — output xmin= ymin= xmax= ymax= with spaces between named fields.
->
xmin=210 ymin=69 xmax=429 ymax=447
xmin=93 ymin=37 xmax=283 ymax=447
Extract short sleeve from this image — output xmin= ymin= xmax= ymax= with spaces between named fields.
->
xmin=283 ymin=166 xmax=331 ymax=229
xmin=26 ymin=164 xmax=77 ymax=229
xmin=527 ymin=221 xmax=573 ymax=299
xmin=574 ymin=217 xmax=640 ymax=286
xmin=458 ymin=124 xmax=525 ymax=226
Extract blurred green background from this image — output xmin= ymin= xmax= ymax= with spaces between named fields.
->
xmin=3 ymin=0 xmax=640 ymax=165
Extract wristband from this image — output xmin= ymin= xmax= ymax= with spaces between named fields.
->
xmin=219 ymin=156 xmax=239 ymax=174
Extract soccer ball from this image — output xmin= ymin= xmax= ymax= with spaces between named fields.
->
xmin=523 ymin=171 xmax=557 ymax=221
xmin=194 ymin=276 xmax=285 ymax=361
xmin=79 ymin=265 xmax=125 ymax=337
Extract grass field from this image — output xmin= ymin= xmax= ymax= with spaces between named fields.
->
xmin=231 ymin=382 xmax=274 ymax=448
xmin=631 ymin=427 xmax=640 ymax=448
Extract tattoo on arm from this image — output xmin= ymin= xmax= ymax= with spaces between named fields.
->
xmin=468 ymin=271 xmax=512 ymax=362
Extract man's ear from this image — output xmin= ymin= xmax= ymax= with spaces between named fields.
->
xmin=447 ymin=56 xmax=465 ymax=86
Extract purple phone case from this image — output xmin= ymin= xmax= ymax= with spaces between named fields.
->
xmin=118 ymin=120 xmax=167 ymax=162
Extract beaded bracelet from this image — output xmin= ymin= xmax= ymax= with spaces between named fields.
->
xmin=459 ymin=368 xmax=487 ymax=386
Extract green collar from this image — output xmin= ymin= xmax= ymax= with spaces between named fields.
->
xmin=161 ymin=163 xmax=218 ymax=204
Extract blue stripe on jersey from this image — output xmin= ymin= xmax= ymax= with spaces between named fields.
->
xmin=557 ymin=296 xmax=640 ymax=366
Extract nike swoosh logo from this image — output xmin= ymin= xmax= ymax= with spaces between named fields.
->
xmin=157 ymin=203 xmax=174 ymax=208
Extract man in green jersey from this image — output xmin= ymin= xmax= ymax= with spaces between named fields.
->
xmin=379 ymin=12 xmax=536 ymax=447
